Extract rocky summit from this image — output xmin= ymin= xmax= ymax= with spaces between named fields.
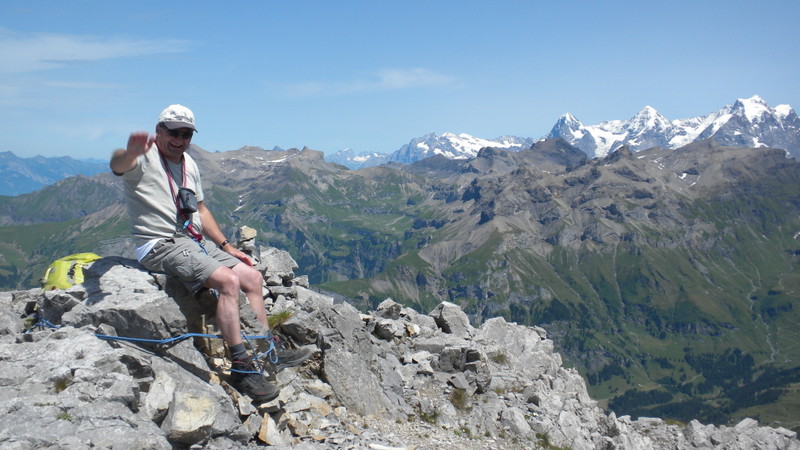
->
xmin=0 ymin=242 xmax=797 ymax=449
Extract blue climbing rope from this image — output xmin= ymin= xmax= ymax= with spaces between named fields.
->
xmin=28 ymin=318 xmax=61 ymax=330
xmin=25 ymin=318 xmax=280 ymax=370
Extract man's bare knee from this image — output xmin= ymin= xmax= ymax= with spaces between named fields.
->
xmin=207 ymin=266 xmax=241 ymax=296
xmin=233 ymin=263 xmax=262 ymax=293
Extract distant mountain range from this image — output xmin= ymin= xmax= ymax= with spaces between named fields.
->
xmin=548 ymin=95 xmax=800 ymax=158
xmin=329 ymin=95 xmax=800 ymax=168
xmin=327 ymin=133 xmax=536 ymax=169
xmin=2 ymin=95 xmax=798 ymax=194
xmin=0 ymin=152 xmax=107 ymax=196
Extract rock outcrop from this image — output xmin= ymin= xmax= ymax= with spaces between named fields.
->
xmin=0 ymin=247 xmax=797 ymax=449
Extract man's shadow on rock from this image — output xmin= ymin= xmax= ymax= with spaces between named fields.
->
xmin=82 ymin=256 xmax=143 ymax=306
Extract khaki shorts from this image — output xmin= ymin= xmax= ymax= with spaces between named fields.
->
xmin=140 ymin=236 xmax=243 ymax=294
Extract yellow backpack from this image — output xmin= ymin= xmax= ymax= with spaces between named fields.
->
xmin=41 ymin=253 xmax=102 ymax=290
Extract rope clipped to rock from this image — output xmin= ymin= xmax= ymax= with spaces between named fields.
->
xmin=26 ymin=317 xmax=280 ymax=373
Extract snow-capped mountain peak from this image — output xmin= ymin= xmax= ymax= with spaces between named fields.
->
xmin=561 ymin=112 xmax=582 ymax=126
xmin=548 ymin=95 xmax=800 ymax=158
xmin=387 ymin=132 xmax=534 ymax=165
xmin=731 ymin=95 xmax=771 ymax=123
xmin=629 ymin=105 xmax=670 ymax=134
xmin=550 ymin=113 xmax=586 ymax=140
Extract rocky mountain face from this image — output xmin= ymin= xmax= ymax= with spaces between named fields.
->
xmin=2 ymin=244 xmax=797 ymax=449
xmin=1 ymin=139 xmax=799 ymax=432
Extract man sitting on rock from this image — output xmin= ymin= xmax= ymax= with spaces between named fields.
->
xmin=110 ymin=104 xmax=309 ymax=402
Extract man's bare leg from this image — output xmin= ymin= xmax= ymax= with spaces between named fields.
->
xmin=232 ymin=262 xmax=270 ymax=329
xmin=205 ymin=265 xmax=244 ymax=347
xmin=207 ymin=264 xmax=280 ymax=402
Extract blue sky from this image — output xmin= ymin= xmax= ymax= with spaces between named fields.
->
xmin=1 ymin=1 xmax=798 ymax=160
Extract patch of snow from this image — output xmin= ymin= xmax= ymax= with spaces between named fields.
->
xmin=433 ymin=148 xmax=460 ymax=159
xmin=264 ymin=156 xmax=288 ymax=164
xmin=736 ymin=95 xmax=770 ymax=123
xmin=711 ymin=112 xmax=733 ymax=132
xmin=352 ymin=152 xmax=382 ymax=163
xmin=775 ymin=104 xmax=794 ymax=120
xmin=586 ymin=122 xmax=627 ymax=157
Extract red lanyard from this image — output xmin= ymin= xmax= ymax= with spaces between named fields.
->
xmin=159 ymin=151 xmax=203 ymax=242
xmin=159 ymin=151 xmax=185 ymax=206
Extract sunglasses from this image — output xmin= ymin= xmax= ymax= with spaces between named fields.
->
xmin=161 ymin=127 xmax=194 ymax=139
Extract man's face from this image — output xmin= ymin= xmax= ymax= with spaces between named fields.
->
xmin=155 ymin=125 xmax=193 ymax=161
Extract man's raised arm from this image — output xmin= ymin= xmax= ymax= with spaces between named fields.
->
xmin=110 ymin=131 xmax=154 ymax=175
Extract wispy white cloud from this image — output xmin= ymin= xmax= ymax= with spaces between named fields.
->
xmin=280 ymin=68 xmax=460 ymax=97
xmin=373 ymin=68 xmax=458 ymax=89
xmin=0 ymin=28 xmax=191 ymax=74
xmin=43 ymin=80 xmax=125 ymax=90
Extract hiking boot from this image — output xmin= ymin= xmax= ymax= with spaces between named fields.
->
xmin=273 ymin=347 xmax=314 ymax=372
xmin=229 ymin=358 xmax=280 ymax=402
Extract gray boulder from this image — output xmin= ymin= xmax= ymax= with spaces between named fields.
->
xmin=430 ymin=301 xmax=474 ymax=337
xmin=0 ymin=327 xmax=172 ymax=449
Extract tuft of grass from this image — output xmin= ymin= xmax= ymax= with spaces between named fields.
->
xmin=536 ymin=432 xmax=570 ymax=450
xmin=490 ymin=352 xmax=508 ymax=365
xmin=268 ymin=310 xmax=294 ymax=329
xmin=420 ymin=411 xmax=438 ymax=424
xmin=454 ymin=425 xmax=473 ymax=438
xmin=53 ymin=378 xmax=69 ymax=393
xmin=664 ymin=418 xmax=687 ymax=427
xmin=449 ymin=388 xmax=471 ymax=411
xmin=56 ymin=412 xmax=73 ymax=422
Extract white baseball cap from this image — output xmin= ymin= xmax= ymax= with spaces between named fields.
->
xmin=158 ymin=104 xmax=197 ymax=131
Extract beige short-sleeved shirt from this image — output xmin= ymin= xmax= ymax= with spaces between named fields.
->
xmin=121 ymin=145 xmax=205 ymax=248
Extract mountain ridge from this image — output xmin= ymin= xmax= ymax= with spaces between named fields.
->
xmin=0 ymin=151 xmax=108 ymax=196
xmin=330 ymin=95 xmax=799 ymax=168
